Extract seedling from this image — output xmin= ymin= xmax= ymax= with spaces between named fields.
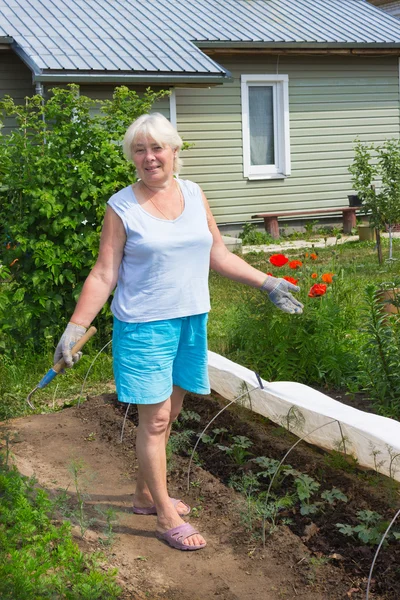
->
xmin=218 ymin=435 xmax=253 ymax=465
xmin=336 ymin=510 xmax=400 ymax=546
xmin=294 ymin=473 xmax=321 ymax=515
xmin=321 ymin=487 xmax=348 ymax=506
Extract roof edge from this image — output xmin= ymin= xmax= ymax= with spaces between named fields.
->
xmin=196 ymin=41 xmax=400 ymax=49
xmin=0 ymin=36 xmax=14 ymax=44
xmin=33 ymin=72 xmax=233 ymax=84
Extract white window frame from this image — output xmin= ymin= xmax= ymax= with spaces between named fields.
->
xmin=241 ymin=74 xmax=291 ymax=180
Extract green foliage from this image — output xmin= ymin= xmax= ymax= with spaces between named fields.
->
xmin=349 ymin=139 xmax=400 ymax=259
xmin=321 ymin=487 xmax=348 ymax=505
xmin=0 ymin=84 xmax=169 ymax=353
xmin=358 ymin=285 xmax=400 ymax=417
xmin=294 ymin=473 xmax=321 ymax=515
xmin=239 ymin=222 xmax=275 ymax=245
xmin=228 ymin=278 xmax=359 ymax=388
xmin=217 ymin=435 xmax=253 ymax=465
xmin=0 ymin=458 xmax=121 ymax=599
xmin=336 ymin=510 xmax=400 ymax=546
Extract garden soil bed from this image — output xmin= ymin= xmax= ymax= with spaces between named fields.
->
xmin=6 ymin=391 xmax=400 ymax=599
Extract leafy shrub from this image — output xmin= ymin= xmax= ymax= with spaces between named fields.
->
xmin=239 ymin=222 xmax=275 ymax=245
xmin=0 ymin=84 xmax=169 ymax=353
xmin=0 ymin=459 xmax=121 ymax=599
xmin=358 ymin=284 xmax=400 ymax=418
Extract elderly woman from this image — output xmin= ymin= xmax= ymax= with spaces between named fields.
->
xmin=55 ymin=113 xmax=302 ymax=551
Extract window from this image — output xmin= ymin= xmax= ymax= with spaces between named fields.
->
xmin=241 ymin=74 xmax=291 ymax=179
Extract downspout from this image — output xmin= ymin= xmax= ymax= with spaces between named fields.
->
xmin=35 ymin=82 xmax=46 ymax=140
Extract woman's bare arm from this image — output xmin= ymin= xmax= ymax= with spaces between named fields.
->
xmin=70 ymin=206 xmax=126 ymax=327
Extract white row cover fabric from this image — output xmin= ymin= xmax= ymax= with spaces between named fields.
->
xmin=208 ymin=351 xmax=400 ymax=482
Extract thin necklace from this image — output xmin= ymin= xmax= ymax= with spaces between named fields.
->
xmin=141 ymin=180 xmax=183 ymax=220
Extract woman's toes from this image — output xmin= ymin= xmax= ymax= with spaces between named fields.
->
xmin=177 ymin=501 xmax=190 ymax=516
xmin=185 ymin=533 xmax=206 ymax=547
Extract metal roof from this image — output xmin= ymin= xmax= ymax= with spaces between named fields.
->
xmin=2 ymin=0 xmax=400 ymax=81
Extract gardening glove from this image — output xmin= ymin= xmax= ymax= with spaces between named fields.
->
xmin=54 ymin=322 xmax=87 ymax=368
xmin=260 ymin=276 xmax=304 ymax=315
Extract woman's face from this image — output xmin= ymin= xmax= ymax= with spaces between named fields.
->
xmin=132 ymin=135 xmax=175 ymax=185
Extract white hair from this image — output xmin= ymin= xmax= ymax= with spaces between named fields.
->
xmin=123 ymin=112 xmax=183 ymax=175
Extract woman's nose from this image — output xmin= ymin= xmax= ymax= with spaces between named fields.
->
xmin=144 ymin=149 xmax=156 ymax=160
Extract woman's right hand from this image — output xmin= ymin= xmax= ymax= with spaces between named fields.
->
xmin=54 ymin=322 xmax=87 ymax=367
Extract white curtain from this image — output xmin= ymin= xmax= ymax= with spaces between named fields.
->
xmin=249 ymin=85 xmax=274 ymax=166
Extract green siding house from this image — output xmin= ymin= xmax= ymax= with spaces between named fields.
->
xmin=2 ymin=0 xmax=400 ymax=231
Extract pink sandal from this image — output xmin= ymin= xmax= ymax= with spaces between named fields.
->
xmin=133 ymin=497 xmax=191 ymax=517
xmin=156 ymin=523 xmax=206 ymax=551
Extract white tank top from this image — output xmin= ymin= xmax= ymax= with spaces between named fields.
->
xmin=107 ymin=178 xmax=213 ymax=322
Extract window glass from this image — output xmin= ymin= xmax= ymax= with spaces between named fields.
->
xmin=249 ymin=85 xmax=274 ymax=166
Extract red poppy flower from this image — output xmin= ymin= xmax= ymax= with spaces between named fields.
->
xmin=311 ymin=273 xmax=318 ymax=279
xmin=321 ymin=272 xmax=334 ymax=284
xmin=289 ymin=260 xmax=303 ymax=269
xmin=269 ymin=253 xmax=289 ymax=267
xmin=266 ymin=272 xmax=273 ymax=277
xmin=310 ymin=253 xmax=318 ymax=260
xmin=283 ymin=276 xmax=299 ymax=285
xmin=308 ymin=284 xmax=327 ymax=297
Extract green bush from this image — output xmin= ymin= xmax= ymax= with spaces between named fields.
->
xmin=0 ymin=459 xmax=121 ymax=599
xmin=239 ymin=222 xmax=275 ymax=246
xmin=0 ymin=84 xmax=169 ymax=353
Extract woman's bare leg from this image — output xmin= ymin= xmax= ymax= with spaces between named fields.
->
xmin=134 ymin=386 xmax=187 ymax=511
xmin=134 ymin=397 xmax=205 ymax=547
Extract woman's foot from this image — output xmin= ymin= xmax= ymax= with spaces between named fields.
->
xmin=133 ymin=493 xmax=191 ymax=516
xmin=156 ymin=514 xmax=206 ymax=548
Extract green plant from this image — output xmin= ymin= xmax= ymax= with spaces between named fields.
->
xmin=229 ymin=472 xmax=262 ymax=532
xmin=199 ymin=427 xmax=228 ymax=445
xmin=218 ymin=435 xmax=253 ymax=465
xmin=0 ymin=84 xmax=169 ymax=353
xmin=336 ymin=510 xmax=400 ymax=546
xmin=304 ymin=220 xmax=319 ymax=239
xmin=67 ymin=458 xmax=97 ymax=538
xmin=320 ymin=487 xmax=348 ymax=506
xmin=0 ymin=461 xmax=121 ymax=599
xmin=294 ymin=473 xmax=320 ymax=515
xmin=358 ymin=285 xmax=400 ymax=417
xmin=239 ymin=222 xmax=274 ymax=245
xmin=262 ymin=494 xmax=295 ymax=534
xmin=349 ymin=139 xmax=400 ymax=262
xmin=252 ymin=456 xmax=299 ymax=489
xmin=168 ymin=429 xmax=196 ymax=456
xmin=96 ymin=506 xmax=119 ymax=547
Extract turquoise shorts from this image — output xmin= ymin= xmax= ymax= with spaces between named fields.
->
xmin=112 ymin=314 xmax=210 ymax=405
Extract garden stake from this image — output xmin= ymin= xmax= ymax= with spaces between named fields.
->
xmin=26 ymin=326 xmax=97 ymax=410
xmin=186 ymin=373 xmax=264 ymax=493
xmin=366 ymin=507 xmax=400 ymax=600
xmin=262 ymin=418 xmax=338 ymax=548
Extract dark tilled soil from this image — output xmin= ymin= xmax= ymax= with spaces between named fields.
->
xmin=7 ymin=390 xmax=399 ymax=599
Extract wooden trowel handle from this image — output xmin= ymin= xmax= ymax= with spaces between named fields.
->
xmin=53 ymin=326 xmax=97 ymax=373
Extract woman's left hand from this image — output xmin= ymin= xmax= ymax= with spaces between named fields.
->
xmin=261 ymin=277 xmax=304 ymax=314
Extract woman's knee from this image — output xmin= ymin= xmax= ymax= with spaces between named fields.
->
xmin=138 ymin=406 xmax=171 ymax=436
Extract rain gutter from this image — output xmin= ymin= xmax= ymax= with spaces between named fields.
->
xmin=12 ymin=42 xmax=232 ymax=86
xmin=195 ymin=41 xmax=400 ymax=49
